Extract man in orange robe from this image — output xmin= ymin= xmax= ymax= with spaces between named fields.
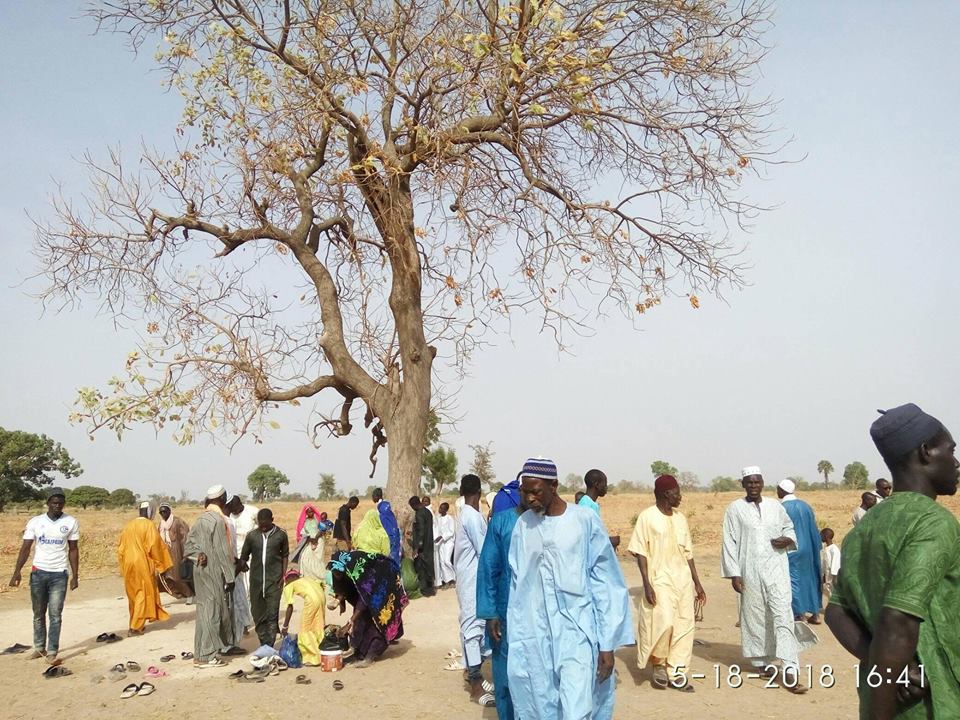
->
xmin=118 ymin=502 xmax=174 ymax=635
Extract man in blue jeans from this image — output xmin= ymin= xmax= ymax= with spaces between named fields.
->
xmin=8 ymin=487 xmax=80 ymax=666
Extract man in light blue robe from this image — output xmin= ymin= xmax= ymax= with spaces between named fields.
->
xmin=455 ymin=474 xmax=493 ymax=706
xmin=507 ymin=460 xmax=634 ymax=720
xmin=776 ymin=479 xmax=823 ymax=622
xmin=478 ymin=480 xmax=528 ymax=720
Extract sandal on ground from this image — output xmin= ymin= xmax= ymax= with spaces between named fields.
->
xmin=652 ymin=665 xmax=669 ymax=689
xmin=222 ymin=646 xmax=246 ymax=657
xmin=481 ymin=680 xmax=494 ymax=693
xmin=126 ymin=661 xmax=141 ymax=672
xmin=228 ymin=670 xmax=244 ymax=678
xmin=104 ymin=633 xmax=122 ymax=643
xmin=444 ymin=661 xmax=464 ymax=671
xmin=296 ymin=674 xmax=312 ymax=685
xmin=444 ymin=649 xmax=463 ymax=659
xmin=475 ymin=692 xmax=496 ymax=707
xmin=144 ymin=666 xmax=168 ymax=679
xmin=237 ymin=674 xmax=265 ymax=683
xmin=332 ymin=679 xmax=344 ymax=690
xmin=180 ymin=652 xmax=193 ymax=660
xmin=120 ymin=683 xmax=140 ymax=699
xmin=137 ymin=682 xmax=155 ymax=696
xmin=42 ymin=665 xmax=72 ymax=678
xmin=160 ymin=655 xmax=176 ymax=662
xmin=670 ymin=678 xmax=695 ymax=693
xmin=1 ymin=643 xmax=28 ymax=655
xmin=95 ymin=634 xmax=110 ymax=643
xmin=194 ymin=658 xmax=226 ymax=668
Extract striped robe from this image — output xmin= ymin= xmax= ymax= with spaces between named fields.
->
xmin=184 ymin=509 xmax=236 ymax=662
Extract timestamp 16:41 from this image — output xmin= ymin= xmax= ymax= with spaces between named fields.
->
xmin=853 ymin=664 xmax=926 ymax=689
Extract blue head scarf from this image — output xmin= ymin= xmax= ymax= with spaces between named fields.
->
xmin=376 ymin=501 xmax=402 ymax=567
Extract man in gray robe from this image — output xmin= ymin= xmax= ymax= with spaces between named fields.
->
xmin=721 ymin=466 xmax=807 ymax=694
xmin=184 ymin=485 xmax=236 ymax=668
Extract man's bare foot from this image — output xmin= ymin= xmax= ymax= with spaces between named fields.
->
xmin=46 ymin=655 xmax=62 ymax=667
xmin=28 ymin=649 xmax=46 ymax=660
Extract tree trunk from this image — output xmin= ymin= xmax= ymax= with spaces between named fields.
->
xmin=383 ymin=381 xmax=431 ymax=525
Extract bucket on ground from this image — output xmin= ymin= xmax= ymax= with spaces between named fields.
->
xmin=320 ymin=649 xmax=343 ymax=672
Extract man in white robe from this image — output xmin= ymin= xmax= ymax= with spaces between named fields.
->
xmin=721 ymin=466 xmax=807 ymax=693
xmin=507 ymin=459 xmax=634 ymax=720
xmin=435 ymin=502 xmax=456 ymax=586
xmin=455 ymin=475 xmax=494 ymax=706
xmin=226 ymin=495 xmax=256 ymax=643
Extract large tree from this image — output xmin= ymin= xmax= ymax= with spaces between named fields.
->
xmin=650 ymin=460 xmax=679 ymax=479
xmin=422 ymin=446 xmax=457 ymax=496
xmin=37 ymin=1 xmax=775 ymax=506
xmin=70 ymin=485 xmax=111 ymax=509
xmin=247 ymin=463 xmax=290 ymax=500
xmin=0 ymin=428 xmax=83 ymax=512
xmin=317 ymin=472 xmax=337 ymax=500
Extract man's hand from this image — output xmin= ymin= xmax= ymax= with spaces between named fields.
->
xmin=695 ymin=582 xmax=706 ymax=604
xmin=643 ymin=584 xmax=657 ymax=607
xmin=280 ymin=625 xmax=289 ymax=637
xmin=770 ymin=536 xmax=793 ymax=550
xmin=8 ymin=571 xmax=21 ymax=588
xmin=337 ymin=622 xmax=352 ymax=638
xmin=225 ymin=582 xmax=235 ymax=593
xmin=487 ymin=618 xmax=502 ymax=645
xmin=609 ymin=535 xmax=621 ymax=550
xmin=196 ymin=552 xmax=208 ymax=568
xmin=597 ymin=650 xmax=615 ymax=683
xmin=896 ymin=661 xmax=929 ymax=706
xmin=69 ymin=576 xmax=79 ymax=591
xmin=731 ymin=577 xmax=744 ymax=594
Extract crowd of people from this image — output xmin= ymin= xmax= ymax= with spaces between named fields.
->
xmin=5 ymin=403 xmax=958 ymax=719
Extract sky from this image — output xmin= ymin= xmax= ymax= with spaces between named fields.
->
xmin=1 ymin=2 xmax=958 ymax=499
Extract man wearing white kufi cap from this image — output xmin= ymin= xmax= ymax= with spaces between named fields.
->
xmin=184 ymin=485 xmax=235 ymax=667
xmin=776 ymin=479 xmax=824 ymax=624
xmin=721 ymin=467 xmax=808 ymax=693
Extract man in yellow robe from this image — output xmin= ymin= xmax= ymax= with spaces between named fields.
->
xmin=118 ymin=502 xmax=174 ymax=635
xmin=628 ymin=475 xmax=706 ymax=691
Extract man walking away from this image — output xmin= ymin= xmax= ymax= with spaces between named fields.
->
xmin=8 ymin=487 xmax=79 ymax=667
xmin=409 ymin=495 xmax=436 ymax=596
xmin=118 ymin=501 xmax=173 ymax=636
xmin=776 ymin=479 xmax=823 ymax=624
xmin=334 ymin=496 xmax=359 ymax=551
xmin=240 ymin=508 xmax=289 ymax=647
xmin=454 ymin=475 xmax=493 ymax=706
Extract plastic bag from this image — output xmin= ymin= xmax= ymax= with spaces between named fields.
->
xmin=279 ymin=633 xmax=303 ymax=669
xmin=320 ymin=625 xmax=350 ymax=652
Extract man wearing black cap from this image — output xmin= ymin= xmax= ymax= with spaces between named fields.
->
xmin=8 ymin=487 xmax=80 ymax=666
xmin=825 ymin=403 xmax=960 ymax=719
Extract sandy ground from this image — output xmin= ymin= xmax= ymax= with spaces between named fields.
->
xmin=0 ymin=551 xmax=863 ymax=720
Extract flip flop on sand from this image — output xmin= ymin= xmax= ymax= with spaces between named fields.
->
xmin=194 ymin=659 xmax=226 ymax=669
xmin=332 ymin=679 xmax=344 ymax=691
xmin=295 ymin=674 xmax=311 ymax=685
xmin=444 ymin=661 xmax=464 ymax=671
xmin=481 ymin=680 xmax=495 ymax=693
xmin=444 ymin=649 xmax=462 ymax=659
xmin=96 ymin=633 xmax=110 ymax=643
xmin=120 ymin=684 xmax=139 ymax=699
xmin=126 ymin=661 xmax=141 ymax=672
xmin=42 ymin=665 xmax=72 ymax=679
xmin=475 ymin=692 xmax=495 ymax=707
xmin=108 ymin=664 xmax=127 ymax=682
xmin=2 ymin=643 xmax=30 ymax=655
xmin=137 ymin=682 xmax=155 ymax=696
xmin=160 ymin=655 xmax=175 ymax=662
xmin=144 ymin=666 xmax=168 ymax=679
xmin=237 ymin=674 xmax=265 ymax=684
xmin=228 ymin=670 xmax=244 ymax=679
xmin=181 ymin=652 xmax=193 ymax=660
xmin=652 ymin=665 xmax=669 ymax=689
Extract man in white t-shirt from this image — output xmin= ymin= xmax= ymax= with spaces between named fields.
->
xmin=8 ymin=487 xmax=80 ymax=665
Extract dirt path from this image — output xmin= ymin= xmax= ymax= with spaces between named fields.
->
xmin=0 ymin=554 xmax=861 ymax=719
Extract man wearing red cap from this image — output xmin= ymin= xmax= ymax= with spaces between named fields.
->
xmin=628 ymin=474 xmax=706 ymax=691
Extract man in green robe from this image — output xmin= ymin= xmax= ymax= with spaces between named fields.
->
xmin=240 ymin=508 xmax=289 ymax=647
xmin=825 ymin=403 xmax=960 ymax=719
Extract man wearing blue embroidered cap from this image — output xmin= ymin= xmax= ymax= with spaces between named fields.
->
xmin=826 ymin=403 xmax=960 ymax=719
xmin=507 ymin=457 xmax=634 ymax=719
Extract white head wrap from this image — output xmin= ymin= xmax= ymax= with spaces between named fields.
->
xmin=205 ymin=484 xmax=226 ymax=500
xmin=777 ymin=478 xmax=796 ymax=494
xmin=741 ymin=466 xmax=762 ymax=479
